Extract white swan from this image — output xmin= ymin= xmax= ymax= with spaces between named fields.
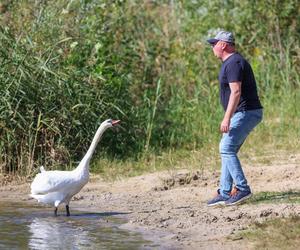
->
xmin=30 ymin=119 xmax=120 ymax=216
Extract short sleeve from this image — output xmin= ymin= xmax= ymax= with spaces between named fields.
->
xmin=225 ymin=61 xmax=243 ymax=82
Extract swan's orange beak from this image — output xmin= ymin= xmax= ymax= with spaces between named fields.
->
xmin=111 ymin=120 xmax=120 ymax=126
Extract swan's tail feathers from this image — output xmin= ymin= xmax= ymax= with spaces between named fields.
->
xmin=40 ymin=166 xmax=46 ymax=173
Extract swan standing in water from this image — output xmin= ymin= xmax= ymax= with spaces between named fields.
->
xmin=30 ymin=119 xmax=120 ymax=216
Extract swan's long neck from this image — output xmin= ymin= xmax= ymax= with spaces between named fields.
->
xmin=75 ymin=123 xmax=108 ymax=173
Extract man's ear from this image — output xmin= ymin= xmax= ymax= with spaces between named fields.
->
xmin=220 ymin=41 xmax=227 ymax=50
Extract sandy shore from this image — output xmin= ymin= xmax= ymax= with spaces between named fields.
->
xmin=1 ymin=153 xmax=300 ymax=249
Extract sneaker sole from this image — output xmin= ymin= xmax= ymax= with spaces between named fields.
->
xmin=207 ymin=201 xmax=226 ymax=207
xmin=225 ymin=193 xmax=252 ymax=206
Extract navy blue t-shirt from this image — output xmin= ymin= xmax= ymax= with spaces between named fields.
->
xmin=219 ymin=53 xmax=262 ymax=112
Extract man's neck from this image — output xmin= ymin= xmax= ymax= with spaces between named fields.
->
xmin=222 ymin=51 xmax=235 ymax=62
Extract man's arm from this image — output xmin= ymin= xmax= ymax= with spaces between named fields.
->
xmin=220 ymin=81 xmax=241 ymax=133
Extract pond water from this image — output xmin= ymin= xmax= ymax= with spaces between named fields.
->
xmin=0 ymin=201 xmax=154 ymax=249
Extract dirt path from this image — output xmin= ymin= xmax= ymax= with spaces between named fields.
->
xmin=1 ymin=153 xmax=300 ymax=249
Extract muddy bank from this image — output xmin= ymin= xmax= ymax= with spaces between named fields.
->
xmin=1 ymin=154 xmax=300 ymax=249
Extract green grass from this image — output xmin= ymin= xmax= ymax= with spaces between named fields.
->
xmin=248 ymin=191 xmax=300 ymax=205
xmin=239 ymin=216 xmax=300 ymax=250
xmin=90 ymin=146 xmax=220 ymax=181
xmin=0 ymin=0 xmax=299 ymax=177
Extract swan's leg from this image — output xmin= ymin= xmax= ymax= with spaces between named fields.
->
xmin=66 ymin=205 xmax=70 ymax=216
xmin=54 ymin=207 xmax=58 ymax=216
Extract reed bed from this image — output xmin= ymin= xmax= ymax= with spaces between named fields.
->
xmin=0 ymin=0 xmax=299 ymax=176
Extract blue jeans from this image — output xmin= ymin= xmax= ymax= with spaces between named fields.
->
xmin=219 ymin=109 xmax=263 ymax=198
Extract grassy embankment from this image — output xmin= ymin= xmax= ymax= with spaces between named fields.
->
xmin=0 ymin=1 xmax=299 ymax=179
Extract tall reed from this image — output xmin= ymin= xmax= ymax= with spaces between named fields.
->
xmin=0 ymin=0 xmax=299 ymax=176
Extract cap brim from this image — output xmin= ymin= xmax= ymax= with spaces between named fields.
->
xmin=207 ymin=38 xmax=219 ymax=44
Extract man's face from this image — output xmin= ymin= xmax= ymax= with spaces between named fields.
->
xmin=211 ymin=40 xmax=224 ymax=59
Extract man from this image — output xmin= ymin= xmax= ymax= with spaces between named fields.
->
xmin=206 ymin=30 xmax=263 ymax=206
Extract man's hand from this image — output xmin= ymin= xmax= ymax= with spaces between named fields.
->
xmin=220 ymin=117 xmax=230 ymax=133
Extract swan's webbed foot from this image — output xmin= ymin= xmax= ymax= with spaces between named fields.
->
xmin=66 ymin=205 xmax=70 ymax=216
xmin=54 ymin=207 xmax=58 ymax=216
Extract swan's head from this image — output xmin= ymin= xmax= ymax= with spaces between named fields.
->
xmin=102 ymin=119 xmax=120 ymax=128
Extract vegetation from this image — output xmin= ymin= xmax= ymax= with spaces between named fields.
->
xmin=239 ymin=216 xmax=300 ymax=249
xmin=0 ymin=0 xmax=299 ymax=176
xmin=249 ymin=191 xmax=300 ymax=205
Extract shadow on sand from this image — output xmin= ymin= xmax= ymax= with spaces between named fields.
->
xmin=71 ymin=211 xmax=131 ymax=217
xmin=249 ymin=191 xmax=300 ymax=204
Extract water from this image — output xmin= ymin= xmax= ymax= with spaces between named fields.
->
xmin=0 ymin=202 xmax=153 ymax=250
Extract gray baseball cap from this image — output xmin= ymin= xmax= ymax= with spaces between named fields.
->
xmin=207 ymin=30 xmax=235 ymax=45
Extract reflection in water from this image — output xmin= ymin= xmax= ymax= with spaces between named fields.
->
xmin=28 ymin=217 xmax=90 ymax=249
xmin=0 ymin=202 xmax=151 ymax=250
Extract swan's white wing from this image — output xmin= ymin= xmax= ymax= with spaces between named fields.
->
xmin=31 ymin=171 xmax=78 ymax=195
xmin=30 ymin=192 xmax=65 ymax=206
